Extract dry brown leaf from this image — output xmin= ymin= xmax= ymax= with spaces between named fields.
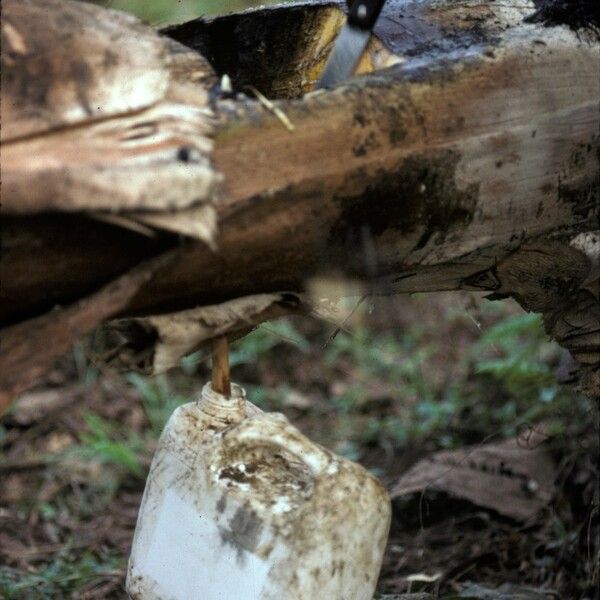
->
xmin=104 ymin=292 xmax=307 ymax=374
xmin=281 ymin=389 xmax=316 ymax=410
xmin=9 ymin=386 xmax=82 ymax=426
xmin=390 ymin=432 xmax=556 ymax=521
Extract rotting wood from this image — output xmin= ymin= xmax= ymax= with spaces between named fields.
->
xmin=0 ymin=255 xmax=172 ymax=414
xmin=1 ymin=0 xmax=221 ymax=242
xmin=0 ymin=0 xmax=598 ymax=406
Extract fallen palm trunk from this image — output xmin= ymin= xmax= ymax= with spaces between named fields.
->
xmin=1 ymin=0 xmax=598 ymax=407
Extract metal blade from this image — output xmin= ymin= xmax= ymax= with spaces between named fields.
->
xmin=316 ymin=25 xmax=370 ymax=89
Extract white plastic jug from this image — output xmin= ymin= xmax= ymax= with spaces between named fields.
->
xmin=127 ymin=382 xmax=390 ymax=600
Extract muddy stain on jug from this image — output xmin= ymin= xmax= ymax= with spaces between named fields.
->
xmin=219 ymin=506 xmax=264 ymax=563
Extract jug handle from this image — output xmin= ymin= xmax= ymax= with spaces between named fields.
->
xmin=221 ymin=415 xmax=332 ymax=477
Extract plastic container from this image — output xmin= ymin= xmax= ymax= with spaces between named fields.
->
xmin=127 ymin=382 xmax=390 ymax=600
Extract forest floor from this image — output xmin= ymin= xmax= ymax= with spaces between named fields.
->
xmin=0 ymin=292 xmax=597 ymax=599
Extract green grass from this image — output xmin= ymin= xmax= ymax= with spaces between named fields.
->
xmin=89 ymin=0 xmax=283 ymax=26
xmin=217 ymin=306 xmax=581 ymax=456
xmin=72 ymin=412 xmax=146 ymax=478
xmin=473 ymin=312 xmax=560 ymax=400
xmin=126 ymin=373 xmax=190 ymax=437
xmin=0 ymin=554 xmax=125 ymax=600
xmin=64 ymin=305 xmax=579 ymax=467
xmin=61 ymin=374 xmax=192 ymax=483
xmin=3 ymin=301 xmax=589 ymax=598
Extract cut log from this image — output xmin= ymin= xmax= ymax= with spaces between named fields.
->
xmin=1 ymin=0 xmax=598 ymax=405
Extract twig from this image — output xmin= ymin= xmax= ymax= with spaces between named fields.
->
xmin=322 ymin=294 xmax=369 ymax=349
xmin=246 ymin=85 xmax=295 ymax=132
xmin=0 ymin=457 xmax=52 ymax=472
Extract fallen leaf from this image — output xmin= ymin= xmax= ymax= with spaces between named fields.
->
xmin=104 ymin=292 xmax=307 ymax=373
xmin=281 ymin=389 xmax=316 ymax=410
xmin=43 ymin=432 xmax=75 ymax=454
xmin=405 ymin=572 xmax=442 ymax=583
xmin=9 ymin=386 xmax=81 ymax=425
xmin=390 ymin=433 xmax=556 ymax=521
xmin=0 ymin=474 xmax=26 ymax=503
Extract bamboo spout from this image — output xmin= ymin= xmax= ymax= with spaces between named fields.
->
xmin=211 ymin=336 xmax=231 ymax=397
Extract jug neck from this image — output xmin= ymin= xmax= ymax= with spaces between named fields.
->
xmin=198 ymin=382 xmax=246 ymax=425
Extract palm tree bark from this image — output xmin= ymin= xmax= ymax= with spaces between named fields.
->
xmin=1 ymin=0 xmax=598 ymax=407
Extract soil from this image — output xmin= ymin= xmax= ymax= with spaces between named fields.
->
xmin=0 ymin=293 xmax=597 ymax=599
